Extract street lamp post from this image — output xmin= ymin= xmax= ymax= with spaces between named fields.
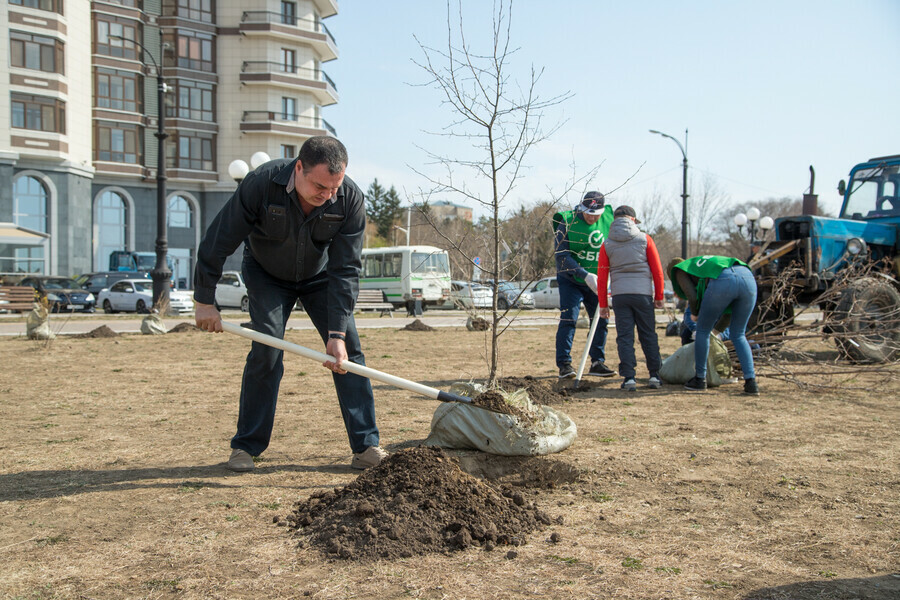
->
xmin=228 ymin=151 xmax=270 ymax=187
xmin=112 ymin=34 xmax=170 ymax=309
xmin=649 ymin=128 xmax=689 ymax=258
xmin=733 ymin=207 xmax=774 ymax=247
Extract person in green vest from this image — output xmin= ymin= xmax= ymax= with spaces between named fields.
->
xmin=669 ymin=255 xmax=759 ymax=395
xmin=552 ymin=191 xmax=616 ymax=379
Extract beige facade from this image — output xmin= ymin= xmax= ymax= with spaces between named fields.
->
xmin=1 ymin=0 xmax=339 ymax=281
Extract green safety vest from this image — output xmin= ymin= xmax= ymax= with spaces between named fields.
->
xmin=552 ymin=207 xmax=614 ymax=283
xmin=670 ymin=255 xmax=749 ymax=306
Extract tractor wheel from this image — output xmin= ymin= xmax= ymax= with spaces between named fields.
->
xmin=830 ymin=277 xmax=900 ymax=363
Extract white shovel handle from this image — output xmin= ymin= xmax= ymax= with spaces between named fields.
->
xmin=221 ymin=322 xmax=473 ymax=406
xmin=574 ymin=303 xmax=603 ymax=381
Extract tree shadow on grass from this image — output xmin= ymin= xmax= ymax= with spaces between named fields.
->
xmin=0 ymin=461 xmax=353 ymax=502
xmin=745 ymin=574 xmax=900 ymax=600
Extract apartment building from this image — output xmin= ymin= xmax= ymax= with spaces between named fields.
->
xmin=0 ymin=0 xmax=339 ymax=285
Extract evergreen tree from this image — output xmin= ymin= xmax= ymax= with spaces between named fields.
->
xmin=366 ymin=179 xmax=402 ymax=240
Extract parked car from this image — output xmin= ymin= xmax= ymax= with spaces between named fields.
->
xmin=481 ymin=280 xmax=535 ymax=309
xmin=215 ymin=271 xmax=250 ymax=312
xmin=74 ymin=271 xmax=149 ymax=295
xmin=526 ymin=277 xmax=560 ymax=309
xmin=98 ymin=279 xmax=192 ymax=314
xmin=447 ymin=280 xmax=492 ymax=309
xmin=19 ymin=276 xmax=95 ymax=313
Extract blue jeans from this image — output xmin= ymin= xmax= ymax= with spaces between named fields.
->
xmin=611 ymin=294 xmax=661 ymax=379
xmin=694 ymin=265 xmax=757 ymax=380
xmin=233 ymin=256 xmax=380 ymax=456
xmin=556 ymin=275 xmax=608 ymax=367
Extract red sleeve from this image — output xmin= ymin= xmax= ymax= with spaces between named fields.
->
xmin=597 ymin=244 xmax=610 ymax=308
xmin=646 ymin=235 xmax=664 ymax=301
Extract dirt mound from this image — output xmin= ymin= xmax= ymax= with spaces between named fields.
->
xmin=282 ymin=446 xmax=552 ymax=560
xmin=73 ymin=325 xmax=119 ymax=339
xmin=169 ymin=322 xmax=201 ymax=333
xmin=497 ymin=376 xmax=579 ymax=405
xmin=402 ymin=319 xmax=435 ymax=331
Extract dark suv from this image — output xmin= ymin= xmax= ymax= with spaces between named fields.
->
xmin=74 ymin=271 xmax=149 ymax=295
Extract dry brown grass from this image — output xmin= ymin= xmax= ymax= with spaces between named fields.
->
xmin=0 ymin=323 xmax=898 ymax=599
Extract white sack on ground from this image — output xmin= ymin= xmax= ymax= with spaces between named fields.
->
xmin=424 ymin=383 xmax=577 ymax=456
xmin=26 ymin=304 xmax=54 ymax=340
xmin=659 ymin=336 xmax=732 ymax=386
xmin=141 ymin=313 xmax=167 ymax=335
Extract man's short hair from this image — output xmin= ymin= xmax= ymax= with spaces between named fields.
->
xmin=298 ymin=136 xmax=348 ymax=175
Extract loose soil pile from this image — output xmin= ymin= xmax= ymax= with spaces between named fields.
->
xmin=72 ymin=325 xmax=119 ymax=338
xmin=402 ymin=319 xmax=435 ymax=331
xmin=468 ymin=389 xmax=536 ymax=422
xmin=168 ymin=322 xmax=201 ymax=333
xmin=282 ymin=446 xmax=553 ymax=560
xmin=497 ymin=376 xmax=577 ymax=405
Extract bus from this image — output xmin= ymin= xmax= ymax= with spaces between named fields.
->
xmin=360 ymin=245 xmax=451 ymax=311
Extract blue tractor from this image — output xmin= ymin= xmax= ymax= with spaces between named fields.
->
xmin=754 ymin=154 xmax=900 ymax=362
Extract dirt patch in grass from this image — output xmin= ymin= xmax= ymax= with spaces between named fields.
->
xmin=402 ymin=319 xmax=435 ymax=331
xmin=283 ymin=446 xmax=552 ymax=560
xmin=72 ymin=324 xmax=119 ymax=338
xmin=168 ymin=322 xmax=202 ymax=333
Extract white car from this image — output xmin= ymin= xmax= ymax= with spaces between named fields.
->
xmin=98 ymin=279 xmax=193 ymax=313
xmin=526 ymin=277 xmax=560 ymax=309
xmin=449 ymin=280 xmax=492 ymax=309
xmin=216 ymin=270 xmax=249 ymax=312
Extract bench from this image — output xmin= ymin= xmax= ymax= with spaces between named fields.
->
xmin=0 ymin=286 xmax=37 ymax=313
xmin=355 ymin=289 xmax=394 ymax=318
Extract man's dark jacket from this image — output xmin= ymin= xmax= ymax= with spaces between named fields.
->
xmin=193 ymin=158 xmax=365 ymax=333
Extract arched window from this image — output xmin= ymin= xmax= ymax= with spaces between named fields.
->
xmin=168 ymin=195 xmax=192 ymax=228
xmin=13 ymin=175 xmax=48 ymax=233
xmin=96 ymin=190 xmax=128 ymax=270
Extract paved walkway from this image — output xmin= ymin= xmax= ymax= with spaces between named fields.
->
xmin=0 ymin=308 xmax=686 ymax=337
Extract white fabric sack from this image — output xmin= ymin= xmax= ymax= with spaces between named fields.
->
xmin=141 ymin=313 xmax=167 ymax=335
xmin=424 ymin=383 xmax=577 ymax=456
xmin=659 ymin=336 xmax=732 ymax=387
xmin=26 ymin=304 xmax=54 ymax=340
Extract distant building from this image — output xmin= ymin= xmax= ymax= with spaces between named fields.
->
xmin=1 ymin=0 xmax=339 ymax=283
xmin=418 ymin=200 xmax=473 ymax=223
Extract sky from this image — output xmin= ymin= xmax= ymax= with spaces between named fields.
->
xmin=324 ymin=0 xmax=900 ymax=222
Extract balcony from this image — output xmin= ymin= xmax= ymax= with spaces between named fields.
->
xmin=239 ymin=12 xmax=338 ymax=61
xmin=240 ymin=111 xmax=336 ymax=138
xmin=240 ymin=62 xmax=338 ymax=106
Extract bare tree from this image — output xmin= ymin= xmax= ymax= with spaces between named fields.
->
xmin=689 ymin=172 xmax=732 ymax=256
xmin=411 ymin=0 xmax=599 ymax=384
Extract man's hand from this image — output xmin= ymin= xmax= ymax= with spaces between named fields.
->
xmin=654 ymin=299 xmax=665 ymax=309
xmin=324 ymin=336 xmax=348 ymax=374
xmin=195 ymin=302 xmax=223 ymax=332
xmin=584 ymin=273 xmax=598 ymax=294
xmin=598 ymin=307 xmax=610 ymax=319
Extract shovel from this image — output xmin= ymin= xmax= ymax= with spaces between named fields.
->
xmin=573 ymin=303 xmax=603 ymax=388
xmin=221 ymin=322 xmax=491 ymax=411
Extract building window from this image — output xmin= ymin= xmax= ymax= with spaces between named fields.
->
xmin=280 ymin=144 xmax=296 ymax=159
xmin=96 ymin=17 xmax=141 ymax=60
xmin=280 ymin=1 xmax=296 ymax=25
xmin=96 ymin=190 xmax=127 ymax=269
xmin=280 ymin=48 xmax=296 ymax=74
xmin=14 ymin=176 xmax=49 ymax=234
xmin=281 ymin=97 xmax=296 ymax=121
xmin=162 ymin=0 xmax=213 ymax=22
xmin=168 ymin=132 xmax=214 ymax=171
xmin=12 ymin=93 xmax=66 ymax=133
xmin=95 ymin=68 xmax=141 ymax=112
xmin=164 ymin=31 xmax=213 ymax=72
xmin=169 ymin=80 xmax=213 ymax=121
xmin=96 ymin=124 xmax=141 ymax=163
xmin=168 ymin=195 xmax=192 ymax=228
xmin=10 ymin=31 xmax=64 ymax=74
xmin=10 ymin=0 xmax=64 ymax=15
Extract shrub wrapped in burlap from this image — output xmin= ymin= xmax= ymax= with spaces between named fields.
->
xmin=26 ymin=304 xmax=54 ymax=340
xmin=425 ymin=382 xmax=577 ymax=456
xmin=659 ymin=336 xmax=732 ymax=386
xmin=140 ymin=313 xmax=167 ymax=335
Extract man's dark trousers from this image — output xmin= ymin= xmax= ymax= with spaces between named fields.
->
xmin=556 ymin=275 xmax=607 ymax=367
xmin=611 ymin=293 xmax=661 ymax=379
xmin=232 ymin=256 xmax=379 ymax=456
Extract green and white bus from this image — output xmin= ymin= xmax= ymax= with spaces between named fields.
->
xmin=360 ymin=245 xmax=451 ymax=311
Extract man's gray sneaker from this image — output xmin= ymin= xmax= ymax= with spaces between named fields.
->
xmin=587 ymin=360 xmax=615 ymax=377
xmin=227 ymin=448 xmax=255 ymax=472
xmin=621 ymin=378 xmax=637 ymax=392
xmin=648 ymin=376 xmax=662 ymax=389
xmin=351 ymin=446 xmax=388 ymax=470
xmin=558 ymin=364 xmax=576 ymax=379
